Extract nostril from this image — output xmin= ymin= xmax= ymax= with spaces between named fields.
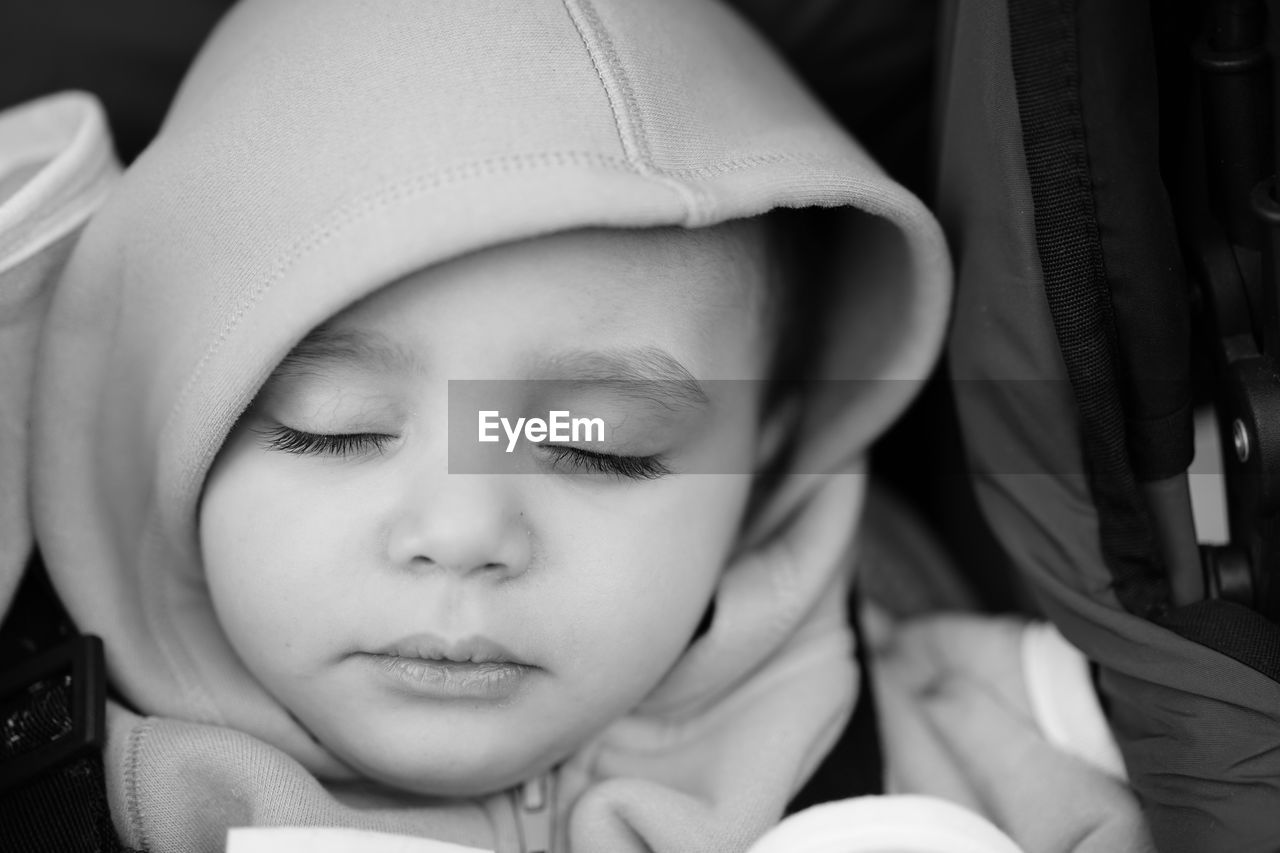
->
xmin=410 ymin=557 xmax=510 ymax=575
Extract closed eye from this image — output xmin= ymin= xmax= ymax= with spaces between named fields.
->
xmin=257 ymin=425 xmax=394 ymax=457
xmin=538 ymin=444 xmax=670 ymax=480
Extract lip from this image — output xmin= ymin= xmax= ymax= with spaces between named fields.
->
xmin=361 ymin=632 xmax=537 ymax=700
xmin=372 ymin=632 xmax=527 ymax=665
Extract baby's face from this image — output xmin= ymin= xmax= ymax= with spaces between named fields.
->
xmin=200 ymin=225 xmax=772 ymax=795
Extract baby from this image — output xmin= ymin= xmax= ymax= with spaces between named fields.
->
xmin=200 ymin=223 xmax=781 ymax=800
xmin=27 ymin=0 xmax=950 ymax=850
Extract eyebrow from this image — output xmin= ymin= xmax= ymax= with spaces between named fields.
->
xmin=271 ymin=329 xmax=710 ymax=411
xmin=272 ymin=325 xmax=419 ymax=379
xmin=534 ymin=347 xmax=711 ymax=412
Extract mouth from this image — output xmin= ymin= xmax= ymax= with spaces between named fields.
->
xmin=372 ymin=632 xmax=528 ymax=665
xmin=360 ymin=633 xmax=537 ymax=700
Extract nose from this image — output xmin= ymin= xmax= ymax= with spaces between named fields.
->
xmin=385 ymin=475 xmax=532 ymax=580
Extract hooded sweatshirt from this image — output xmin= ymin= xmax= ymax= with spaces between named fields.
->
xmin=26 ymin=1 xmax=954 ymax=850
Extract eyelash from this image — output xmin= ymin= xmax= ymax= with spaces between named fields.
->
xmin=259 ymin=425 xmax=394 ymax=457
xmin=539 ymin=444 xmax=671 ymax=480
xmin=257 ymin=426 xmax=670 ymax=480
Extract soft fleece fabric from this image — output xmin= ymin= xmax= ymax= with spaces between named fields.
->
xmin=27 ymin=1 xmax=952 ymax=850
xmin=0 ymin=92 xmax=116 ymax=609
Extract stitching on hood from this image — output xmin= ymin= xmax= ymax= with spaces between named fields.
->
xmin=559 ymin=0 xmax=651 ymax=170
xmin=661 ymin=152 xmax=807 ymax=178
xmin=125 ymin=717 xmax=156 ymax=852
xmin=560 ymin=0 xmax=709 ymax=224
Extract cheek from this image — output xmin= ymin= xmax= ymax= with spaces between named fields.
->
xmin=542 ymin=474 xmax=752 ymax=691
xmin=200 ymin=474 xmax=297 ymax=671
xmin=198 ymin=442 xmax=361 ymax=675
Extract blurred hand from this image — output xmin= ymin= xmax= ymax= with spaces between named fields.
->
xmin=867 ymin=611 xmax=1155 ymax=853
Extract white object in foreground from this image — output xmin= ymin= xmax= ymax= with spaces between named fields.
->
xmin=748 ymin=795 xmax=1024 ymax=853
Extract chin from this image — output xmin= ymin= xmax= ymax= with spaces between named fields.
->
xmin=336 ymin=737 xmax=559 ymax=798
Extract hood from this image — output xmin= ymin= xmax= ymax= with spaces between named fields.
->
xmin=29 ymin=0 xmax=950 ymax=848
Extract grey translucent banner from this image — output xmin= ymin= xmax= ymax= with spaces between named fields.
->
xmin=445 ymin=378 xmax=1227 ymax=476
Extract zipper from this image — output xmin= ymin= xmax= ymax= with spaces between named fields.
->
xmin=511 ymin=772 xmax=555 ymax=853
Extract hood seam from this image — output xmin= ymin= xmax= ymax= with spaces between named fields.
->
xmin=124 ymin=716 xmax=156 ymax=852
xmin=560 ymin=0 xmax=651 ymax=171
xmin=561 ymin=0 xmax=709 ymax=224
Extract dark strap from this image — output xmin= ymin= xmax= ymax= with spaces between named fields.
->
xmin=0 ymin=554 xmax=134 ymax=853
xmin=1007 ymin=0 xmax=1172 ymax=620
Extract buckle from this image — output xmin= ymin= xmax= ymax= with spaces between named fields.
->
xmin=0 ymin=634 xmax=106 ymax=795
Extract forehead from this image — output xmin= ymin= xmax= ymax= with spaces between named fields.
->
xmin=289 ymin=223 xmax=770 ymax=379
xmin=401 ymin=223 xmax=766 ymax=317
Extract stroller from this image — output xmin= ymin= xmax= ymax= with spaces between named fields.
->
xmin=0 ymin=0 xmax=1277 ymax=851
